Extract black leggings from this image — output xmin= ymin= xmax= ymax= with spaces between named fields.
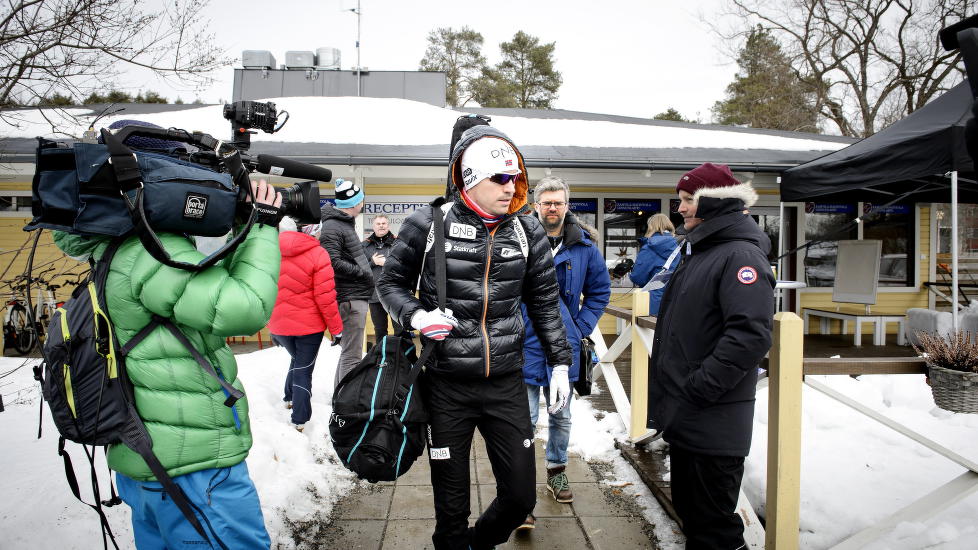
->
xmin=423 ymin=371 xmax=536 ymax=550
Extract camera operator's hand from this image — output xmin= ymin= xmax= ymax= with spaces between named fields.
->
xmin=248 ymin=179 xmax=284 ymax=227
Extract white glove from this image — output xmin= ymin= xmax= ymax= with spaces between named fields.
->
xmin=410 ymin=308 xmax=458 ymax=341
xmin=548 ymin=364 xmax=570 ymax=414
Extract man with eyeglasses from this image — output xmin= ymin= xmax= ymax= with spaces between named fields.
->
xmin=518 ymin=176 xmax=611 ymax=530
xmin=379 ymin=126 xmax=572 ymax=550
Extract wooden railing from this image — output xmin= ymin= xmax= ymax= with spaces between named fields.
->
xmin=611 ymin=292 xmax=978 ymax=549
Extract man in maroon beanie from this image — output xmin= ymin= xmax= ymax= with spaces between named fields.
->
xmin=650 ymin=162 xmax=774 ymax=549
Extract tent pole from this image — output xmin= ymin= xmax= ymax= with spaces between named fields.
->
xmin=952 ymin=170 xmax=960 ymax=333
xmin=778 ymin=200 xmax=785 ymax=312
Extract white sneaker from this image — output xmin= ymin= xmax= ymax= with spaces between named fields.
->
xmin=293 ymin=423 xmax=305 ymax=432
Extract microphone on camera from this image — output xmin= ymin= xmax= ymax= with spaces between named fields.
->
xmin=255 ymin=154 xmax=333 ymax=182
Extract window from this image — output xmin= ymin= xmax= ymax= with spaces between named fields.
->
xmin=936 ymin=204 xmax=978 ymax=257
xmin=863 ymin=203 xmax=913 ymax=286
xmin=603 ymin=199 xmax=661 ymax=286
xmin=568 ymin=198 xmax=597 ymax=229
xmin=803 ymin=203 xmax=857 ymax=287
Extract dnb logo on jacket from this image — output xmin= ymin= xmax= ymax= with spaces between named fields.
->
xmin=737 ymin=266 xmax=758 ymax=285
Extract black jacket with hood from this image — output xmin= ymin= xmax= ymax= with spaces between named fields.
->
xmin=378 ymin=125 xmax=572 ymax=379
xmin=649 ymin=182 xmax=774 ymax=456
xmin=320 ymin=203 xmax=374 ymax=302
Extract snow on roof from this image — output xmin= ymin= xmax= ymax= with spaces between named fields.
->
xmin=2 ymin=97 xmax=850 ymax=154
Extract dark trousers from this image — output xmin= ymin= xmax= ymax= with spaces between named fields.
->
xmin=669 ymin=446 xmax=747 ymax=550
xmin=272 ymin=332 xmax=324 ymax=425
xmin=368 ymin=301 xmax=402 ymax=344
xmin=424 ymin=371 xmax=536 ymax=550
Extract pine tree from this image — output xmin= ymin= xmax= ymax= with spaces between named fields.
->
xmin=712 ymin=26 xmax=819 ymax=133
xmin=419 ymin=27 xmax=487 ymax=107
xmin=653 ymin=108 xmax=693 ymax=122
xmin=472 ymin=31 xmax=562 ymax=109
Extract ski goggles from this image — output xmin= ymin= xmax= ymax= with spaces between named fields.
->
xmin=489 ymin=173 xmax=519 ymax=185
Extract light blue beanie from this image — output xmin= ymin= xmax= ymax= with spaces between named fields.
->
xmin=334 ymin=178 xmax=364 ymax=208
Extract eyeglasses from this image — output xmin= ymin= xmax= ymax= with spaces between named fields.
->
xmin=539 ymin=201 xmax=566 ymax=209
xmin=489 ymin=173 xmax=519 ymax=185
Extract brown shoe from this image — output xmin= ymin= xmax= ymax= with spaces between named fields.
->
xmin=517 ymin=513 xmax=536 ymax=530
xmin=547 ymin=466 xmax=573 ymax=503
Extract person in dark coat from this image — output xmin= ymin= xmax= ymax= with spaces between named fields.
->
xmin=362 ymin=214 xmax=401 ymax=345
xmin=519 ymin=176 xmax=610 ymax=527
xmin=378 ymin=126 xmax=572 ymax=550
xmin=649 ymin=162 xmax=774 ymax=550
xmin=319 ymin=178 xmax=373 ymax=386
xmin=629 ymin=213 xmax=680 ymax=315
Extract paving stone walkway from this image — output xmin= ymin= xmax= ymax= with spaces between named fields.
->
xmin=322 ymin=434 xmax=661 ymax=549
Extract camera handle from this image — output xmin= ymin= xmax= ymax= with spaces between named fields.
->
xmin=101 ymin=129 xmax=260 ymax=273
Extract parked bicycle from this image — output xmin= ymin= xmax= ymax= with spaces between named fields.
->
xmin=2 ymin=269 xmax=85 ymax=356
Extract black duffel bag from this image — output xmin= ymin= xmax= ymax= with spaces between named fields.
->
xmin=329 ymin=334 xmax=430 ymax=482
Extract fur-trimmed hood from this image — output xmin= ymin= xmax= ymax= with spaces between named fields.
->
xmin=692 ymin=181 xmax=758 ymax=208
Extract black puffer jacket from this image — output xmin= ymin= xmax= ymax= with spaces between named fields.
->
xmin=378 ymin=126 xmax=572 ymax=379
xmin=362 ymin=232 xmax=397 ymax=303
xmin=649 ymin=184 xmax=774 ymax=457
xmin=320 ymin=203 xmax=374 ymax=302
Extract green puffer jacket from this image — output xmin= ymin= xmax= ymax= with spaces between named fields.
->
xmin=53 ymin=226 xmax=280 ymax=481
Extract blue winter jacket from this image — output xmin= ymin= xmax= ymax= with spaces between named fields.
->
xmin=523 ymin=213 xmax=611 ymax=386
xmin=629 ymin=232 xmax=680 ymax=315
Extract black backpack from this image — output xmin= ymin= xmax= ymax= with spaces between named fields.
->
xmin=38 ymin=236 xmax=239 ymax=550
xmin=329 ymin=201 xmax=448 ymax=482
xmin=329 ymin=333 xmax=430 ymax=482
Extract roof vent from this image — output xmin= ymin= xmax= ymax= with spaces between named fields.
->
xmin=242 ymin=50 xmax=276 ymax=69
xmin=285 ymin=51 xmax=316 ymax=69
xmin=316 ymin=47 xmax=341 ymax=70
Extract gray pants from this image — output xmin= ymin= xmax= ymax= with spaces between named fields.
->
xmin=335 ymin=299 xmax=368 ymax=387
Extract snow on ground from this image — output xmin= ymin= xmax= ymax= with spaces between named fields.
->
xmin=4 ymin=347 xmax=978 ymax=549
xmin=1 ymin=97 xmax=848 ymax=152
xmin=744 ymin=374 xmax=978 ymax=549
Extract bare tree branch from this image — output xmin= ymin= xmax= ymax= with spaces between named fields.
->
xmin=0 ymin=0 xmax=229 ymax=119
xmin=719 ymin=0 xmax=970 ymax=137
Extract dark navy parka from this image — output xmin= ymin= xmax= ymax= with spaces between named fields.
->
xmin=649 ymin=192 xmax=774 ymax=456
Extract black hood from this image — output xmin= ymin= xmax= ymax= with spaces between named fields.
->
xmin=444 ymin=125 xmax=531 ymax=215
xmin=687 ymin=208 xmax=770 ymax=257
xmin=321 ymin=203 xmax=354 ymax=225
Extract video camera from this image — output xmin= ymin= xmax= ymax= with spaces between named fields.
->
xmin=27 ymin=100 xmax=330 ymax=272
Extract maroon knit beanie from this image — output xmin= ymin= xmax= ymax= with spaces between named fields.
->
xmin=676 ymin=162 xmax=740 ymax=195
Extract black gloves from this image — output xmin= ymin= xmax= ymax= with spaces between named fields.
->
xmin=331 ymin=333 xmax=343 ymax=347
xmin=253 ymin=203 xmax=284 ymax=228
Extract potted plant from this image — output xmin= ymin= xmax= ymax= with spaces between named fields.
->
xmin=913 ymin=331 xmax=978 ymax=414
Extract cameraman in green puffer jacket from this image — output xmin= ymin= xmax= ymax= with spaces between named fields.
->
xmin=53 ymin=179 xmax=283 ymax=549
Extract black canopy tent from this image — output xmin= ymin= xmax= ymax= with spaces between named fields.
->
xmin=781 ymin=81 xmax=978 ymax=204
xmin=781 ymin=80 xmax=978 ymax=328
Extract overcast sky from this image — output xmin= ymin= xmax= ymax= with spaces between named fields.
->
xmin=135 ymin=0 xmax=737 ymax=121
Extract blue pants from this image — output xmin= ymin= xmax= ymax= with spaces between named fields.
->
xmin=116 ymin=461 xmax=270 ymax=550
xmin=527 ymin=383 xmax=573 ymax=468
xmin=273 ymin=332 xmax=324 ymax=425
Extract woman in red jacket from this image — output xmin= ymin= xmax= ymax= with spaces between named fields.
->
xmin=269 ymin=219 xmax=343 ymax=431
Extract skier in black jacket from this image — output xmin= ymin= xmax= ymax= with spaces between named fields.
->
xmin=649 ymin=162 xmax=774 ymax=550
xmin=379 ymin=125 xmax=572 ymax=550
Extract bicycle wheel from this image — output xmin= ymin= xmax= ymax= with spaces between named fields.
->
xmin=9 ymin=305 xmax=36 ymax=355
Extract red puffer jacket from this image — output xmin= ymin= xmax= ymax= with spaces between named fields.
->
xmin=269 ymin=231 xmax=343 ymax=337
